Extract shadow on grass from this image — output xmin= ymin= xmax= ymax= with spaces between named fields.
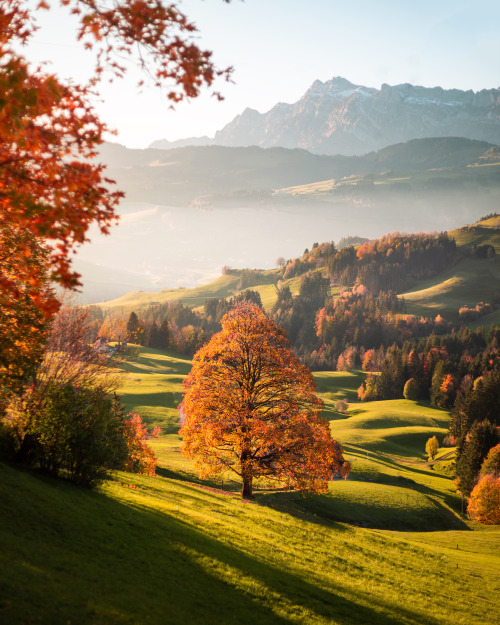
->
xmin=155 ymin=465 xmax=242 ymax=494
xmin=257 ymin=487 xmax=468 ymax=532
xmin=359 ymin=453 xmax=466 ymax=518
xmin=0 ymin=462 xmax=452 ymax=625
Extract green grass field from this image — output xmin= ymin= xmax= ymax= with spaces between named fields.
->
xmin=98 ymin=269 xmax=284 ymax=314
xmin=449 ymin=215 xmax=500 ymax=252
xmin=1 ymin=346 xmax=499 ymax=624
xmin=400 ymin=256 xmax=500 ymax=320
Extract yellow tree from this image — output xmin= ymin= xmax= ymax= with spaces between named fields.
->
xmin=180 ymin=304 xmax=349 ymax=499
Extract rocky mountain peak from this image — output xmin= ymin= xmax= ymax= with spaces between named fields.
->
xmin=150 ymin=78 xmax=500 ymax=156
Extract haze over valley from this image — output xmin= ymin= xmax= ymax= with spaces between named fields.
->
xmin=76 ymin=131 xmax=500 ymax=302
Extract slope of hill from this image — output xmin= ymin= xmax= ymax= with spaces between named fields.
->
xmin=400 ymin=256 xmax=500 ymax=320
xmin=99 ymin=137 xmax=499 ymax=206
xmin=2 ymin=456 xmax=498 ymax=625
xmin=3 ymin=345 xmax=499 ymax=623
xmin=97 ymin=270 xmax=279 ymax=312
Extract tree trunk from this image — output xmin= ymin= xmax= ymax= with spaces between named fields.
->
xmin=241 ymin=472 xmax=253 ymax=499
xmin=241 ymin=450 xmax=253 ymax=499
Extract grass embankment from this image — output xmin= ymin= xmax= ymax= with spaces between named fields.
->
xmin=2 ymin=347 xmax=499 ymax=624
xmin=98 ymin=269 xmax=283 ymax=314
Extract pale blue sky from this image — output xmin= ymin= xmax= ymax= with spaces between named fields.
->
xmin=25 ymin=0 xmax=500 ymax=147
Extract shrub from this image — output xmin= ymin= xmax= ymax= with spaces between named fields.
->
xmin=3 ymin=383 xmax=128 ymax=487
xmin=425 ymin=435 xmax=439 ymax=461
xmin=335 ymin=399 xmax=349 ymax=414
xmin=403 ymin=378 xmax=419 ymax=401
xmin=123 ymin=413 xmax=161 ymax=476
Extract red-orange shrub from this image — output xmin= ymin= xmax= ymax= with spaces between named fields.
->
xmin=123 ymin=414 xmax=161 ymax=476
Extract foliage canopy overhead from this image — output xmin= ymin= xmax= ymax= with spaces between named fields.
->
xmin=0 ymin=0 xmax=231 ymax=317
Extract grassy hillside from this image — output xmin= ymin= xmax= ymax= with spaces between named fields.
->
xmin=2 ymin=459 xmax=499 ymax=625
xmin=448 ymin=214 xmax=500 ymax=252
xmin=98 ymin=270 xmax=284 ymax=313
xmin=2 ymin=346 xmax=500 ymax=624
xmin=98 ymin=272 xmax=243 ymax=311
xmin=400 ymin=256 xmax=500 ymax=319
xmin=331 ymin=399 xmax=450 ymax=458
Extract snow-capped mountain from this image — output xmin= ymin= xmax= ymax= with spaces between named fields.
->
xmin=150 ymin=77 xmax=500 ymax=155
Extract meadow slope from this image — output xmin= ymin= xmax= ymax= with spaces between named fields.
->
xmin=1 ymin=347 xmax=499 ymax=625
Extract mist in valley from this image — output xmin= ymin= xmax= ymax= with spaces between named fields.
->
xmin=74 ymin=189 xmax=496 ymax=304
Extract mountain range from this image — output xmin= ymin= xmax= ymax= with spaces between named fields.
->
xmin=149 ymin=77 xmax=500 ymax=156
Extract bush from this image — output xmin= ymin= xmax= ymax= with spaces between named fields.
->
xmin=403 ymin=378 xmax=419 ymax=401
xmin=335 ymin=399 xmax=349 ymax=414
xmin=123 ymin=413 xmax=161 ymax=476
xmin=3 ymin=383 xmax=128 ymax=487
xmin=425 ymin=435 xmax=439 ymax=461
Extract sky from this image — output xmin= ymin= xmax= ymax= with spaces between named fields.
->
xmin=24 ymin=0 xmax=500 ymax=148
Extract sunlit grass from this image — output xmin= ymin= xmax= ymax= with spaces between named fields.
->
xmin=1 ymin=461 xmax=499 ymax=625
xmin=331 ymin=399 xmax=450 ymax=458
xmin=2 ymin=347 xmax=500 ymax=624
xmin=400 ymin=256 xmax=500 ymax=319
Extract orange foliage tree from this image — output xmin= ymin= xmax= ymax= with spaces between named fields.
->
xmin=468 ymin=474 xmax=500 ymax=525
xmin=0 ymin=0 xmax=231 ymax=396
xmin=180 ymin=304 xmax=349 ymax=499
xmin=1 ymin=0 xmax=231 ymax=305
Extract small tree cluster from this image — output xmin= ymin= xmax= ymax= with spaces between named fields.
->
xmin=3 ymin=384 xmax=128 ymax=487
xmin=455 ymin=420 xmax=500 ymax=497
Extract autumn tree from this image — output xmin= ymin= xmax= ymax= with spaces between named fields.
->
xmin=180 ymin=304 xmax=349 ymax=499
xmin=425 ymin=435 xmax=439 ymax=461
xmin=479 ymin=443 xmax=500 ymax=478
xmin=126 ymin=311 xmax=143 ymax=344
xmin=455 ymin=420 xmax=500 ymax=497
xmin=122 ymin=412 xmax=161 ymax=476
xmin=0 ymin=0 xmax=231 ymax=407
xmin=468 ymin=475 xmax=500 ymax=525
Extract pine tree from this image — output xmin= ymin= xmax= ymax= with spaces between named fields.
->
xmin=126 ymin=312 xmax=141 ymax=343
xmin=157 ymin=318 xmax=170 ymax=351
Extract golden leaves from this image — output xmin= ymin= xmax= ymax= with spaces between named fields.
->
xmin=181 ymin=304 xmax=348 ymax=494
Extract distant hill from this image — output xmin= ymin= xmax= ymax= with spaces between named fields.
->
xmin=99 ymin=137 xmax=499 ymax=206
xmin=96 ymin=216 xmax=500 ymax=320
xmin=149 ymin=77 xmax=500 ymax=156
